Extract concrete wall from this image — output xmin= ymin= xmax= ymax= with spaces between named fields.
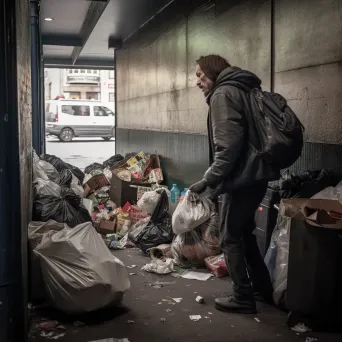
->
xmin=116 ymin=0 xmax=342 ymax=187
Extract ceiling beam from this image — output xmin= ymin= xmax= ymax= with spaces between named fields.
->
xmin=71 ymin=0 xmax=109 ymax=65
xmin=42 ymin=34 xmax=83 ymax=47
xmin=108 ymin=37 xmax=122 ymax=50
xmin=44 ymin=57 xmax=114 ymax=70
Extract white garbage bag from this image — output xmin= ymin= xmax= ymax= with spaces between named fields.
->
xmin=172 ymin=192 xmax=213 ymax=234
xmin=137 ymin=190 xmax=162 ymax=214
xmin=34 ymin=222 xmax=131 ymax=313
xmin=33 ymin=151 xmax=59 ymax=181
xmin=28 ymin=220 xmax=66 ymax=301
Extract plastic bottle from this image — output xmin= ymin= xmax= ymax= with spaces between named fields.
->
xmin=170 ymin=184 xmax=181 ymax=203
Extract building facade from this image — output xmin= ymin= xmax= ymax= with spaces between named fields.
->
xmin=44 ymin=69 xmax=115 ymax=108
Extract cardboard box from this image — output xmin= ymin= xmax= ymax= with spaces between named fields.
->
xmin=280 ymin=198 xmax=342 ymax=229
xmin=94 ymin=219 xmax=117 ymax=235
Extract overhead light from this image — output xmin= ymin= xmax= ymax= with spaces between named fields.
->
xmin=44 ymin=17 xmax=53 ymax=21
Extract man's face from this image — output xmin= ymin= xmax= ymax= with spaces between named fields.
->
xmin=196 ymin=64 xmax=213 ymax=97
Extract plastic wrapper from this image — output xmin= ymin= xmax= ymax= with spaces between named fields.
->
xmin=41 ymin=154 xmax=84 ymax=184
xmin=35 ymin=178 xmax=61 ymax=197
xmin=34 ymin=222 xmax=131 ymax=313
xmin=205 ymin=253 xmax=228 ymax=278
xmin=264 ymin=213 xmax=291 ymax=306
xmin=33 ymin=188 xmax=92 ymax=228
xmin=137 ymin=189 xmax=162 ymax=214
xmin=129 ymin=190 xmax=174 ymax=254
xmin=56 ymin=169 xmax=73 ymax=187
xmin=172 ymin=193 xmax=213 ymax=234
xmin=171 ymin=213 xmax=221 ymax=267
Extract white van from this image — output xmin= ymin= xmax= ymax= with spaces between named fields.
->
xmin=45 ymin=99 xmax=115 ymax=142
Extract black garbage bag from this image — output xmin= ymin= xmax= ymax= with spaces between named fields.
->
xmin=269 ymin=169 xmax=333 ymax=199
xmin=41 ymin=154 xmax=84 ymax=184
xmin=56 ymin=169 xmax=73 ymax=187
xmin=129 ymin=190 xmax=174 ymax=254
xmin=103 ymin=154 xmax=124 ymax=169
xmin=84 ymin=163 xmax=104 ymax=175
xmin=33 ymin=188 xmax=92 ymax=228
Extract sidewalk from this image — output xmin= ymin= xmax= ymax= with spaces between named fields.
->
xmin=30 ymin=248 xmax=342 ymax=342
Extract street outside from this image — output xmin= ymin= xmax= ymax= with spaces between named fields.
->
xmin=46 ymin=136 xmax=116 ymax=170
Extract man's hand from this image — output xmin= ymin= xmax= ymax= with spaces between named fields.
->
xmin=189 ymin=179 xmax=208 ymax=194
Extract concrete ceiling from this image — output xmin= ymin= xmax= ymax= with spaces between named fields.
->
xmin=41 ymin=0 xmax=173 ymax=69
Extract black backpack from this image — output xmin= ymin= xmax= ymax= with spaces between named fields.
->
xmin=246 ymin=88 xmax=304 ymax=170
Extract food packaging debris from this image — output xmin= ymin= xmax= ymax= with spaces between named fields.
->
xmin=38 ymin=320 xmax=59 ymax=329
xmin=172 ymin=297 xmax=183 ymax=303
xmin=117 ymin=170 xmax=132 ymax=182
xmin=142 ymin=258 xmax=175 ymax=275
xmin=254 ymin=317 xmax=261 ymax=323
xmin=150 ymin=244 xmax=172 ymax=260
xmin=127 ymin=265 xmax=137 ymax=269
xmin=148 ymin=168 xmax=164 ymax=183
xmin=160 ymin=318 xmax=166 ymax=323
xmin=205 ymin=254 xmax=228 ymax=278
xmin=189 ymin=315 xmax=202 ymax=322
xmin=195 ymin=296 xmax=204 ymax=304
xmin=180 ymin=271 xmax=214 ymax=281
xmin=127 ymin=320 xmax=135 ymax=324
xmin=290 ymin=323 xmax=312 ymax=333
xmin=166 ymin=309 xmax=172 ymax=313
xmin=40 ymin=332 xmax=65 ymax=340
xmin=129 ymin=273 xmax=137 ymax=276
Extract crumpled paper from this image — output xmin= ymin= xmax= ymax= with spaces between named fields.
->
xmin=141 ymin=258 xmax=175 ymax=274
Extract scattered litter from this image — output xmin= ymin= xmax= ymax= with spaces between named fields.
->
xmin=166 ymin=309 xmax=172 ymax=313
xmin=158 ymin=302 xmax=162 ymax=305
xmin=291 ymin=322 xmax=312 ymax=333
xmin=195 ymin=296 xmax=204 ymax=304
xmin=181 ymin=271 xmax=213 ymax=281
xmin=254 ymin=317 xmax=261 ymax=323
xmin=127 ymin=320 xmax=135 ymax=324
xmin=57 ymin=325 xmax=66 ymax=330
xmin=73 ymin=321 xmax=86 ymax=327
xmin=160 ymin=318 xmax=166 ymax=323
xmin=172 ymin=297 xmax=183 ymax=303
xmin=231 ymin=325 xmax=235 ymax=328
xmin=305 ymin=338 xmax=318 ymax=342
xmin=204 ymin=316 xmax=209 ymax=319
xmin=38 ymin=320 xmax=59 ymax=329
xmin=129 ymin=273 xmax=137 ymax=276
xmin=208 ymin=312 xmax=213 ymax=315
xmin=142 ymin=258 xmax=175 ymax=275
xmin=127 ymin=265 xmax=137 ymax=269
xmin=40 ymin=332 xmax=65 ymax=340
xmin=148 ymin=281 xmax=175 ymax=289
xmin=162 ymin=299 xmax=176 ymax=305
xmin=189 ymin=315 xmax=202 ymax=322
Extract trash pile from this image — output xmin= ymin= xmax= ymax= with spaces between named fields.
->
xmin=29 ymin=150 xmax=229 ymax=316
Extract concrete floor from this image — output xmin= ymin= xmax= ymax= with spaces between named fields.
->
xmin=29 ymin=249 xmax=342 ymax=342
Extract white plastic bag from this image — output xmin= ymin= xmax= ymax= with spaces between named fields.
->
xmin=28 ymin=220 xmax=66 ymax=301
xmin=172 ymin=192 xmax=213 ymax=234
xmin=35 ymin=178 xmax=61 ymax=197
xmin=137 ymin=190 xmax=162 ymax=214
xmin=34 ymin=222 xmax=131 ymax=313
xmin=311 ymin=181 xmax=342 ymax=202
xmin=264 ymin=213 xmax=291 ymax=306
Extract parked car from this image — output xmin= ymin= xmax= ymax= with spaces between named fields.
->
xmin=45 ymin=99 xmax=115 ymax=142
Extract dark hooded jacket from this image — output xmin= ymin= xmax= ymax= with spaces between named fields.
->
xmin=203 ymin=67 xmax=279 ymax=192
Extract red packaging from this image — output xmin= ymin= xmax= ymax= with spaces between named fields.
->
xmin=130 ymin=205 xmax=150 ymax=224
xmin=205 ymin=254 xmax=228 ymax=278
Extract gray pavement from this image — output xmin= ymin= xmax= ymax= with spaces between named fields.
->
xmin=46 ymin=137 xmax=116 ymax=170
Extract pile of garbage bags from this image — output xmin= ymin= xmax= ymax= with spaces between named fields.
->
xmin=33 ymin=152 xmax=91 ymax=228
xmin=29 ymin=221 xmax=130 ymax=313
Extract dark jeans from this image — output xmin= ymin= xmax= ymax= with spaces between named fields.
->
xmin=219 ymin=182 xmax=273 ymax=298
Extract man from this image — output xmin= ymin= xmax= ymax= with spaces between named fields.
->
xmin=189 ymin=55 xmax=276 ymax=314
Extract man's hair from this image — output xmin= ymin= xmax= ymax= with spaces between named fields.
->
xmin=196 ymin=55 xmax=231 ymax=82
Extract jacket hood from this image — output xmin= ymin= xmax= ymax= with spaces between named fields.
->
xmin=206 ymin=66 xmax=262 ymax=103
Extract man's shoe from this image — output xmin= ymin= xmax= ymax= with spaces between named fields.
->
xmin=215 ymin=295 xmax=257 ymax=314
